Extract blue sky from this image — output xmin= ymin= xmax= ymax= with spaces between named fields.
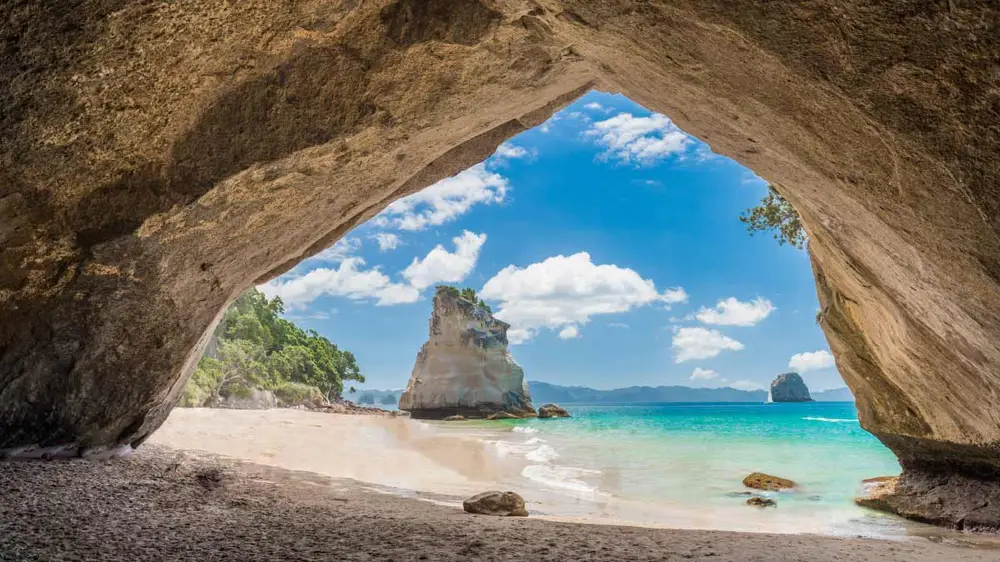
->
xmin=261 ymin=91 xmax=844 ymax=393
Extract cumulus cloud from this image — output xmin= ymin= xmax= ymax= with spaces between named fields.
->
xmin=662 ymin=287 xmax=689 ymax=309
xmin=402 ymin=231 xmax=487 ymax=290
xmin=260 ymin=258 xmax=420 ymax=309
xmin=690 ymin=367 xmax=719 ymax=381
xmin=558 ymin=325 xmax=580 ymax=339
xmin=671 ymin=327 xmax=744 ymax=363
xmin=729 ymin=380 xmax=764 ymax=391
xmin=371 ymin=232 xmax=400 ymax=252
xmin=493 ymin=143 xmax=529 ymax=160
xmin=480 ymin=252 xmax=684 ymax=344
xmin=263 ymin=231 xmax=486 ymax=309
xmin=309 ymin=237 xmax=361 ymax=264
xmin=587 ymin=112 xmax=692 ymax=165
xmin=374 ymin=164 xmax=508 ymax=231
xmin=696 ymin=297 xmax=774 ymax=327
xmin=789 ymin=350 xmax=835 ymax=372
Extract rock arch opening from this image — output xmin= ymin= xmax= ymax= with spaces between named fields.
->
xmin=2 ymin=0 xmax=999 ymax=529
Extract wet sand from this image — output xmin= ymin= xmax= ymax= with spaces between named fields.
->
xmin=2 ymin=442 xmax=996 ymax=561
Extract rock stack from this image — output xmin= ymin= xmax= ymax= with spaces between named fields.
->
xmin=399 ymin=287 xmax=535 ymax=419
xmin=769 ymin=373 xmax=813 ymax=402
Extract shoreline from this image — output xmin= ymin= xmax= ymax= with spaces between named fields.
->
xmin=2 ymin=442 xmax=997 ymax=561
xmin=146 ymin=408 xmax=998 ymax=541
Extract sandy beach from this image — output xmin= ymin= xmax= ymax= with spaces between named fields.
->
xmin=2 ymin=408 xmax=998 ymax=561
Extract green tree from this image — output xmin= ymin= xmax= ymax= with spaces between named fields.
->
xmin=456 ymin=286 xmax=492 ymax=314
xmin=380 ymin=393 xmax=398 ymax=405
xmin=739 ymin=186 xmax=806 ymax=249
xmin=181 ymin=288 xmax=365 ymax=407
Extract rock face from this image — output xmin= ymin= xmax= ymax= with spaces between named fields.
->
xmin=537 ymin=404 xmax=571 ymax=418
xmin=398 ymin=288 xmax=534 ymax=419
xmin=462 ymin=491 xmax=528 ymax=517
xmin=3 ymin=0 xmax=1000 ymax=529
xmin=743 ymin=473 xmax=796 ymax=491
xmin=856 ymin=473 xmax=1000 ymax=531
xmin=769 ymin=373 xmax=813 ymax=403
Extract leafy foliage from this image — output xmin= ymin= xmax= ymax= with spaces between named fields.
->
xmin=180 ymin=289 xmax=364 ymax=407
xmin=445 ymin=286 xmax=492 ymax=314
xmin=739 ymin=186 xmax=806 ymax=249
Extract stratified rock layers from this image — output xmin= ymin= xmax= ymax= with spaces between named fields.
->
xmin=2 ymin=0 xmax=1000 ymax=529
xmin=399 ymin=288 xmax=533 ymax=419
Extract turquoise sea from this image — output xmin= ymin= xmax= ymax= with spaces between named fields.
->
xmin=433 ymin=401 xmax=932 ymax=537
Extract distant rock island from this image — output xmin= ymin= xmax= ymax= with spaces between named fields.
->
xmin=399 ymin=286 xmax=535 ymax=419
xmin=769 ymin=373 xmax=813 ymax=402
xmin=528 ymin=381 xmax=852 ymax=404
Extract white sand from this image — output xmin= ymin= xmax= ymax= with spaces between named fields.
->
xmin=150 ymin=407 xmax=516 ymax=498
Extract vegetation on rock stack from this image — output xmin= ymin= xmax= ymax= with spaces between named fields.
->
xmin=181 ymin=289 xmax=364 ymax=407
xmin=439 ymin=285 xmax=492 ymax=314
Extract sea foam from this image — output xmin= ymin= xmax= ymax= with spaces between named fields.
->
xmin=521 ymin=464 xmax=606 ymax=499
xmin=802 ymin=417 xmax=857 ymax=423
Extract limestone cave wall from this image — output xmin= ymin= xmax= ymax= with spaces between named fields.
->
xmin=2 ymin=0 xmax=999 ymax=495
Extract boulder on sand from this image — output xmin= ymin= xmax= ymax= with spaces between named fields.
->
xmin=463 ymin=491 xmax=528 ymax=517
xmin=743 ymin=472 xmax=796 ymax=491
xmin=537 ymin=404 xmax=571 ymax=418
xmin=746 ymin=496 xmax=777 ymax=508
xmin=442 ymin=415 xmax=467 ymax=421
xmin=486 ymin=411 xmax=520 ymax=420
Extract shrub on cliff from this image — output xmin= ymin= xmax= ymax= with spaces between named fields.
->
xmin=740 ymin=186 xmax=806 ymax=249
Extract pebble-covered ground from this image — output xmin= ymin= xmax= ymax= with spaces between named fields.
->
xmin=1 ymin=445 xmax=996 ymax=562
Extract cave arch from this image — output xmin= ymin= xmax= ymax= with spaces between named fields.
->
xmin=2 ymin=0 xmax=999 ymax=523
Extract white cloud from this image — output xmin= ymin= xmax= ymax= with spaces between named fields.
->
xmin=558 ymin=325 xmax=580 ymax=339
xmin=690 ymin=367 xmax=719 ymax=381
xmin=587 ymin=112 xmax=692 ymax=165
xmin=789 ymin=350 xmax=835 ymax=372
xmin=662 ymin=287 xmax=689 ymax=309
xmin=729 ymin=380 xmax=764 ymax=391
xmin=608 ymin=322 xmax=629 ymax=329
xmin=374 ymin=164 xmax=508 ymax=231
xmin=696 ymin=297 xmax=775 ymax=327
xmin=493 ymin=143 xmax=529 ymax=160
xmin=371 ymin=232 xmax=400 ymax=252
xmin=480 ymin=252 xmax=684 ymax=344
xmin=402 ymin=231 xmax=487 ymax=290
xmin=671 ymin=327 xmax=744 ymax=363
xmin=260 ymin=258 xmax=419 ymax=309
xmin=309 ymin=237 xmax=361 ymax=264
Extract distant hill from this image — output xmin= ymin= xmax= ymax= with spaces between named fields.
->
xmin=812 ymin=387 xmax=854 ymax=402
xmin=351 ymin=388 xmax=404 ymax=407
xmin=528 ymin=381 xmax=855 ymax=404
xmin=528 ymin=381 xmax=767 ymax=403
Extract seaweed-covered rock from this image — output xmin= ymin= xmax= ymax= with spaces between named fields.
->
xmin=537 ymin=404 xmax=570 ymax=418
xmin=746 ymin=496 xmax=777 ymax=508
xmin=743 ymin=472 xmax=796 ymax=491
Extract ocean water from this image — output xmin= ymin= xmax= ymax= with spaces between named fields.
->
xmin=431 ymin=402 xmax=938 ymax=537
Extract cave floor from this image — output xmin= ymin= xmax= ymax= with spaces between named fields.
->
xmin=1 ymin=444 xmax=996 ymax=562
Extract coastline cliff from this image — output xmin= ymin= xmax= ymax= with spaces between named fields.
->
xmin=399 ymin=286 xmax=534 ymax=419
